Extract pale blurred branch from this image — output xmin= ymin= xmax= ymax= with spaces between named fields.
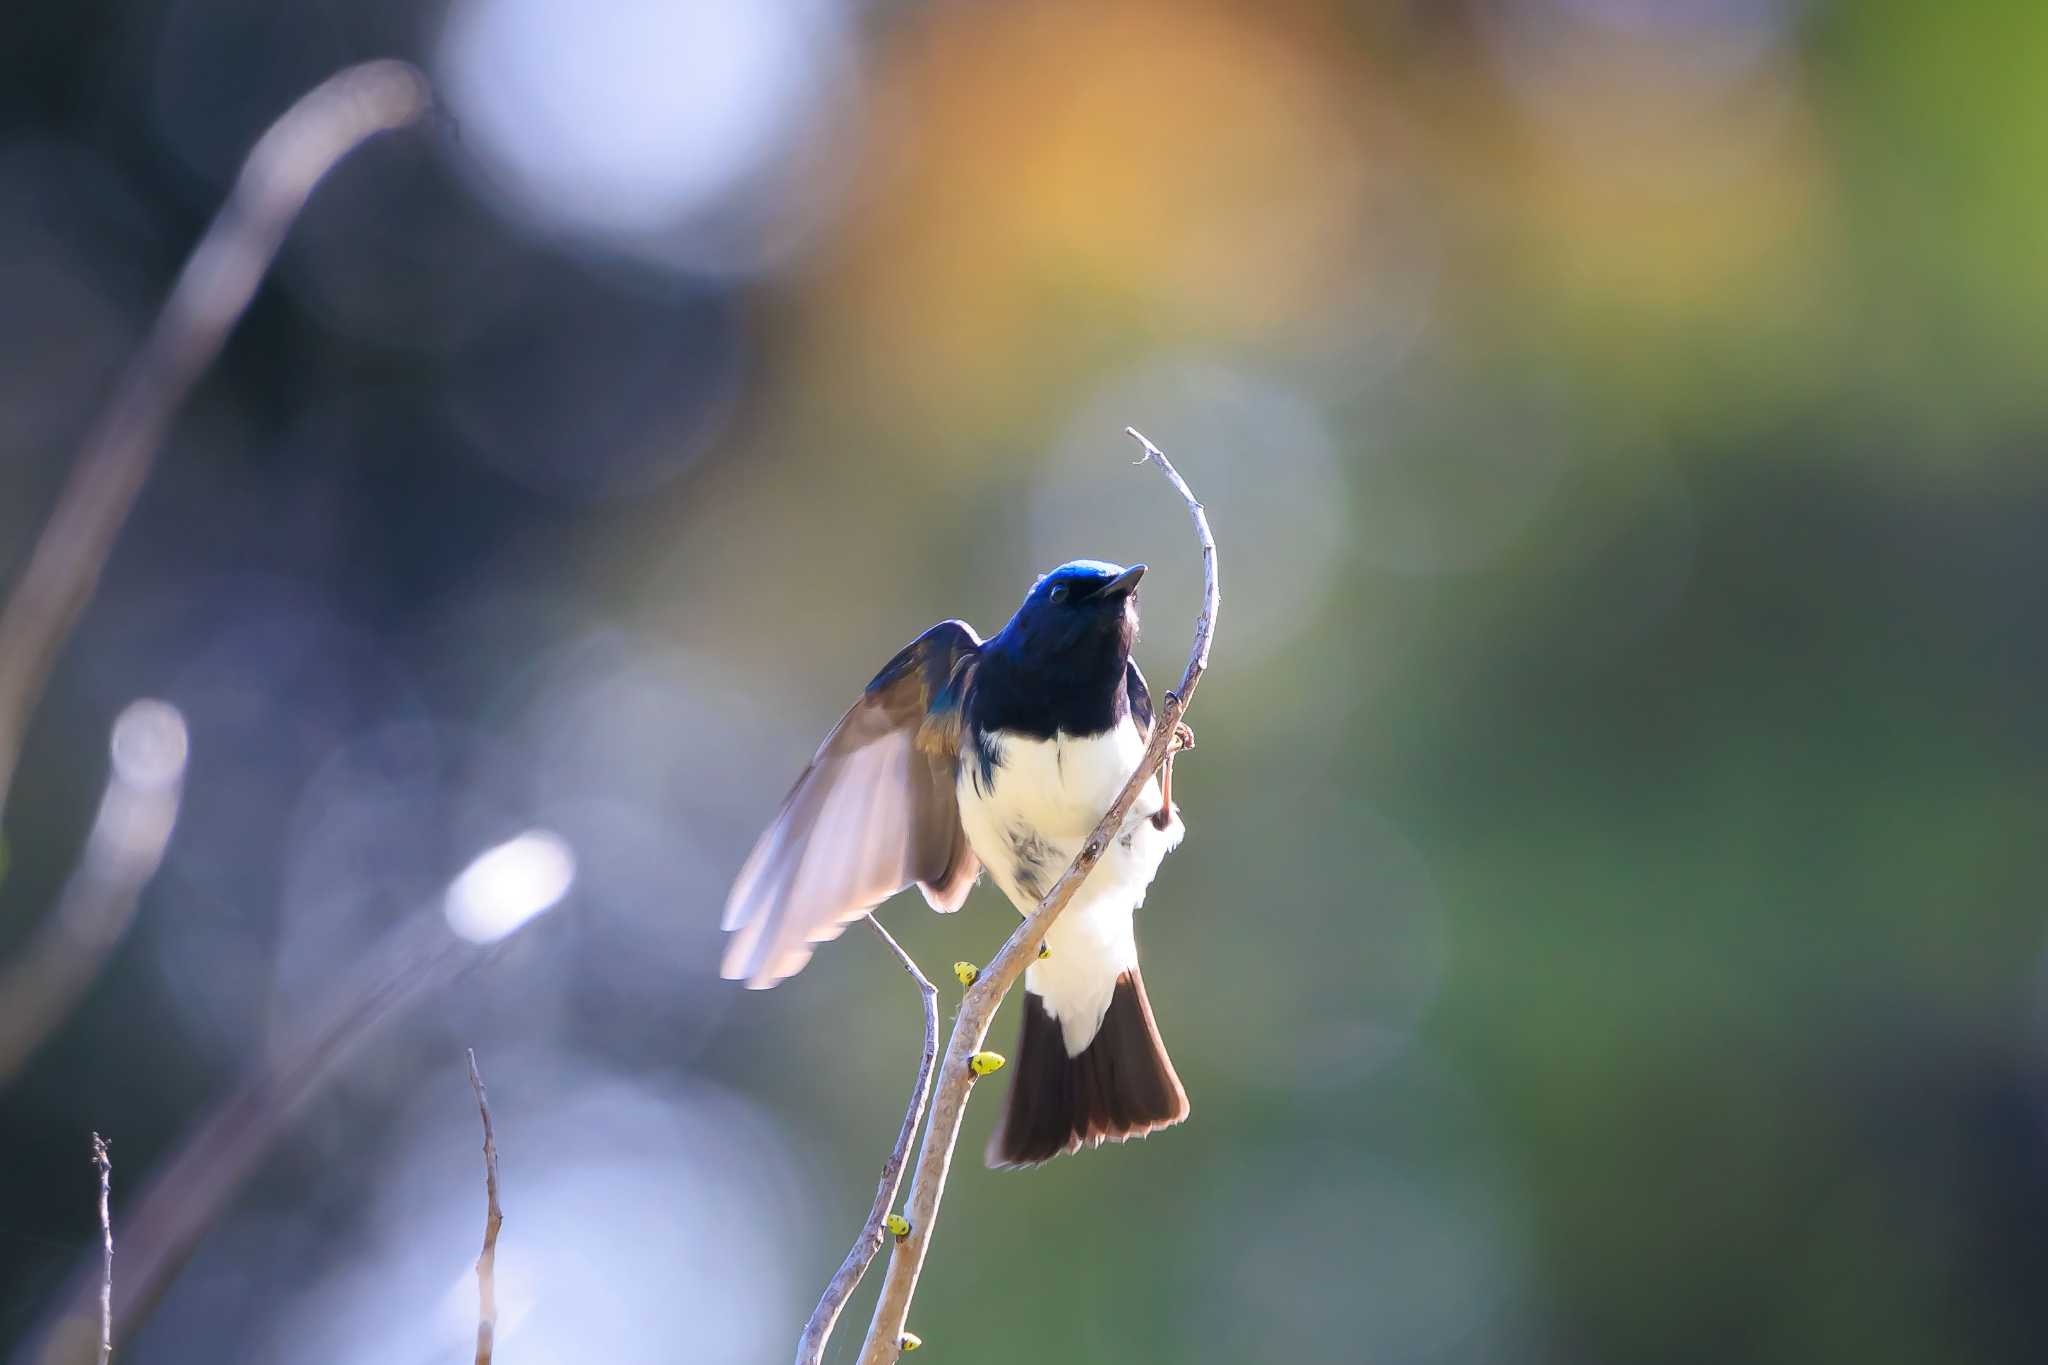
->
xmin=796 ymin=916 xmax=939 ymax=1365
xmin=89 ymin=1135 xmax=111 ymax=1365
xmin=850 ymin=430 xmax=1220 ymax=1363
xmin=0 ymin=57 xmax=429 ymax=827
xmin=16 ymin=896 xmax=547 ymax=1365
xmin=1 ymin=65 xmax=433 ymax=1361
xmin=467 ymin=1051 xmax=502 ymax=1365
xmin=0 ymin=701 xmax=189 ymax=1085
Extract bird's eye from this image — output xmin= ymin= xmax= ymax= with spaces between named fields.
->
xmin=1048 ymin=584 xmax=1069 ymax=605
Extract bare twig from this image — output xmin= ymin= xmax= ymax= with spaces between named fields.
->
xmin=16 ymin=893 xmax=551 ymax=1365
xmin=89 ymin=1135 xmax=111 ymax=1365
xmin=0 ymin=701 xmax=189 ymax=1085
xmin=0 ymin=58 xmax=429 ymax=827
xmin=467 ymin=1051 xmax=502 ymax=1365
xmin=853 ymin=429 xmax=1219 ymax=1363
xmin=796 ymin=917 xmax=940 ymax=1365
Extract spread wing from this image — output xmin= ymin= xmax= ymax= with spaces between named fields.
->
xmin=720 ymin=620 xmax=983 ymax=989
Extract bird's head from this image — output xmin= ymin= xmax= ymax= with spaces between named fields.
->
xmin=1001 ymin=559 xmax=1146 ymax=669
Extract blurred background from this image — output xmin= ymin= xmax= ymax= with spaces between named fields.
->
xmin=4 ymin=0 xmax=2047 ymax=1361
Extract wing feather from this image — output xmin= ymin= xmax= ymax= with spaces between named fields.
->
xmin=721 ymin=621 xmax=983 ymax=988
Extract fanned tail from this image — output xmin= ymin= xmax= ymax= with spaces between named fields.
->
xmin=986 ymin=968 xmax=1189 ymax=1168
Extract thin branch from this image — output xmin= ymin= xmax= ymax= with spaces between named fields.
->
xmin=0 ymin=58 xmax=429 ymax=827
xmin=467 ymin=1051 xmax=502 ymax=1365
xmin=15 ymin=904 xmax=539 ymax=1365
xmin=853 ymin=429 xmax=1219 ymax=1363
xmin=0 ymin=700 xmax=189 ymax=1086
xmin=90 ymin=1135 xmax=111 ymax=1365
xmin=796 ymin=916 xmax=941 ymax=1365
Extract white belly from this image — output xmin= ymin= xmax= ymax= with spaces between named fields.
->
xmin=957 ymin=721 xmax=1184 ymax=1050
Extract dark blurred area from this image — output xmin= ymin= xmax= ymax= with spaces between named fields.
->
xmin=5 ymin=0 xmax=2048 ymax=1361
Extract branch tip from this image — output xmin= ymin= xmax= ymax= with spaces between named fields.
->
xmin=468 ymin=1049 xmax=502 ymax=1365
xmin=0 ymin=57 xmax=429 ymax=826
xmin=93 ymin=1131 xmax=112 ymax=1365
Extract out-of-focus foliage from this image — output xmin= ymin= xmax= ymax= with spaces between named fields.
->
xmin=5 ymin=1 xmax=2047 ymax=1362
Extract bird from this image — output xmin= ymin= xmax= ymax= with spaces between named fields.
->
xmin=720 ymin=559 xmax=1191 ymax=1167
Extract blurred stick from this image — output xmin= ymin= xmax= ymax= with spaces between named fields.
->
xmin=853 ymin=430 xmax=1219 ymax=1364
xmin=466 ymin=1051 xmax=501 ymax=1365
xmin=0 ymin=701 xmax=189 ymax=1086
xmin=795 ymin=917 xmax=939 ymax=1365
xmin=15 ymin=907 xmax=532 ymax=1365
xmin=89 ymin=1135 xmax=111 ymax=1365
xmin=0 ymin=58 xmax=429 ymax=827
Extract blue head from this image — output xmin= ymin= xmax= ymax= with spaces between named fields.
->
xmin=970 ymin=560 xmax=1148 ymax=738
xmin=998 ymin=559 xmax=1146 ymax=669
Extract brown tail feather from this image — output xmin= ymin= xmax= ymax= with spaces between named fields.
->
xmin=986 ymin=969 xmax=1190 ymax=1168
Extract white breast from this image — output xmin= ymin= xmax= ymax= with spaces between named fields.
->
xmin=957 ymin=721 xmax=1184 ymax=1051
xmin=979 ymin=720 xmax=1155 ymax=838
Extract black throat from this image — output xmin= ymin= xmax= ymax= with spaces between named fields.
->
xmin=968 ymin=622 xmax=1133 ymax=741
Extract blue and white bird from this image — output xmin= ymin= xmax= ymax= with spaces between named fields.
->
xmin=721 ymin=560 xmax=1190 ymax=1166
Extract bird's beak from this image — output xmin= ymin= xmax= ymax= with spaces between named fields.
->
xmin=1099 ymin=564 xmax=1147 ymax=599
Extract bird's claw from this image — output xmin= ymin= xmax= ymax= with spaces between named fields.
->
xmin=1151 ymin=722 xmax=1194 ymax=831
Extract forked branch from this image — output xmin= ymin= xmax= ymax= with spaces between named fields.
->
xmin=795 ymin=917 xmax=940 ymax=1365
xmin=842 ymin=429 xmax=1219 ymax=1364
